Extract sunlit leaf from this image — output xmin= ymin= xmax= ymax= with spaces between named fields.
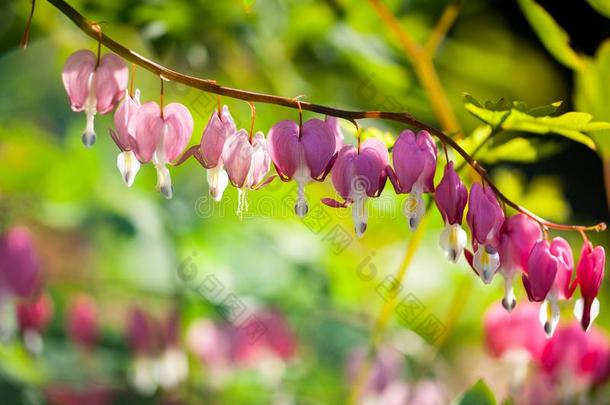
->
xmin=517 ymin=0 xmax=585 ymax=71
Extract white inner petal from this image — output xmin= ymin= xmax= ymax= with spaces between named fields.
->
xmin=473 ymin=244 xmax=500 ymax=284
xmin=207 ymin=165 xmax=229 ymax=202
xmin=403 ymin=184 xmax=425 ymax=231
xmin=439 ymin=222 xmax=467 ymax=263
xmin=117 ymin=151 xmax=141 ymax=187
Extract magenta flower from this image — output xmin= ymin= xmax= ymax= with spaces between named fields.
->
xmin=268 ymin=119 xmax=337 ymax=217
xmin=16 ymin=293 xmax=53 ymax=336
xmin=388 ymin=130 xmax=437 ymax=231
xmin=498 ymin=214 xmax=542 ymax=311
xmin=522 ymin=238 xmax=573 ymax=336
xmin=573 ymin=241 xmax=605 ymax=331
xmin=325 ymin=115 xmax=344 ymax=153
xmin=62 ymin=50 xmax=128 ymax=147
xmin=322 ymin=139 xmax=389 ymax=237
xmin=541 ymin=323 xmax=610 ymax=389
xmin=222 ymin=130 xmax=271 ymax=217
xmin=66 ymin=294 xmax=98 ymax=352
xmin=0 ymin=227 xmax=40 ymax=299
xmin=466 ymin=183 xmax=505 ymax=284
xmin=484 ymin=302 xmax=547 ymax=362
xmin=434 ymin=161 xmax=468 ymax=263
xmin=129 ymin=101 xmax=194 ymax=199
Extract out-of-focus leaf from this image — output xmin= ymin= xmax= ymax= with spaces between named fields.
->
xmin=482 ymin=137 xmax=560 ymax=164
xmin=463 ymin=94 xmax=608 ymax=150
xmin=516 ymin=0 xmax=585 ymax=71
xmin=586 ymin=0 xmax=610 ymax=17
xmin=452 ymin=379 xmax=496 ymax=405
xmin=575 ymin=40 xmax=610 ymax=155
xmin=361 ymin=127 xmax=395 ymax=149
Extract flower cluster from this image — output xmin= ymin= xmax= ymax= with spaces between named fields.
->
xmin=485 ymin=303 xmax=610 ymax=401
xmin=61 ymin=50 xmax=605 ymax=336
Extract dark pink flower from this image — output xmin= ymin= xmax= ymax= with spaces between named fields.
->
xmin=126 ymin=307 xmax=154 ymax=355
xmin=222 ymin=130 xmax=270 ymax=217
xmin=388 ymin=130 xmax=437 ymax=230
xmin=466 ymin=183 xmax=505 ymax=284
xmin=16 ymin=293 xmax=53 ymax=335
xmin=109 ymin=89 xmax=141 ymax=187
xmin=573 ymin=241 xmax=605 ymax=331
xmin=66 ymin=294 xmax=98 ymax=352
xmin=434 ymin=161 xmax=468 ymax=263
xmin=268 ymin=119 xmax=337 ymax=217
xmin=62 ymin=50 xmax=128 ymax=147
xmin=0 ymin=227 xmax=40 ymax=298
xmin=322 ymin=139 xmax=389 ymax=237
xmin=484 ymin=302 xmax=547 ymax=361
xmin=522 ymin=238 xmax=574 ymax=336
xmin=541 ymin=323 xmax=610 ymax=389
xmin=498 ymin=214 xmax=542 ymax=311
xmin=129 ymin=101 xmax=194 ymax=198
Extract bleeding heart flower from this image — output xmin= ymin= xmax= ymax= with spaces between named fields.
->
xmin=268 ymin=119 xmax=336 ymax=217
xmin=109 ymin=89 xmax=142 ymax=187
xmin=129 ymin=101 xmax=194 ymax=199
xmin=187 ymin=105 xmax=238 ymax=201
xmin=484 ymin=302 xmax=547 ymax=362
xmin=222 ymin=130 xmax=271 ymax=217
xmin=66 ymin=294 xmax=98 ymax=352
xmin=322 ymin=139 xmax=389 ymax=237
xmin=62 ymin=50 xmax=128 ymax=147
xmin=523 ymin=238 xmax=573 ymax=336
xmin=541 ymin=323 xmax=610 ymax=389
xmin=573 ymin=241 xmax=605 ymax=331
xmin=498 ymin=214 xmax=542 ymax=312
xmin=325 ymin=115 xmax=344 ymax=153
xmin=466 ymin=183 xmax=505 ymax=284
xmin=388 ymin=130 xmax=437 ymax=231
xmin=434 ymin=161 xmax=468 ymax=263
xmin=0 ymin=227 xmax=40 ymax=299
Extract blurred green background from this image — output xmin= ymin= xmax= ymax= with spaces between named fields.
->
xmin=1 ymin=0 xmax=609 ymax=404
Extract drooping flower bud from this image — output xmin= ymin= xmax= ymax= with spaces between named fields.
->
xmin=498 ymin=214 xmax=542 ymax=311
xmin=434 ymin=161 xmax=468 ymax=263
xmin=198 ymin=106 xmax=237 ymax=201
xmin=388 ymin=130 xmax=437 ymax=231
xmin=110 ymin=89 xmax=142 ymax=187
xmin=62 ymin=50 xmax=128 ymax=147
xmin=129 ymin=102 xmax=194 ymax=199
xmin=573 ymin=242 xmax=605 ymax=331
xmin=222 ymin=130 xmax=271 ymax=217
xmin=322 ymin=139 xmax=388 ymax=237
xmin=466 ymin=183 xmax=505 ymax=284
xmin=66 ymin=294 xmax=98 ymax=352
xmin=268 ymin=119 xmax=336 ymax=217
xmin=0 ymin=227 xmax=40 ymax=299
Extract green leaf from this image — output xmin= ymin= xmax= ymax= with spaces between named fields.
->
xmin=586 ymin=0 xmax=610 ymax=18
xmin=517 ymin=0 xmax=584 ymax=71
xmin=575 ymin=40 xmax=610 ymax=155
xmin=463 ymin=94 xmax=606 ymax=150
xmin=453 ymin=379 xmax=497 ymax=405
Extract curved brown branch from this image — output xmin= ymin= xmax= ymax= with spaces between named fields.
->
xmin=46 ymin=0 xmax=606 ymax=233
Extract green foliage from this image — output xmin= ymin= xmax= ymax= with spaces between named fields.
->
xmin=586 ymin=0 xmax=610 ymax=17
xmin=516 ymin=0 xmax=584 ymax=71
xmin=452 ymin=379 xmax=497 ymax=405
xmin=463 ymin=94 xmax=610 ymax=150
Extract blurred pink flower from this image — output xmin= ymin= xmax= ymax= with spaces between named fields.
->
xmin=66 ymin=294 xmax=98 ymax=352
xmin=16 ymin=293 xmax=53 ymax=335
xmin=484 ymin=302 xmax=547 ymax=362
xmin=0 ymin=227 xmax=41 ymax=299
